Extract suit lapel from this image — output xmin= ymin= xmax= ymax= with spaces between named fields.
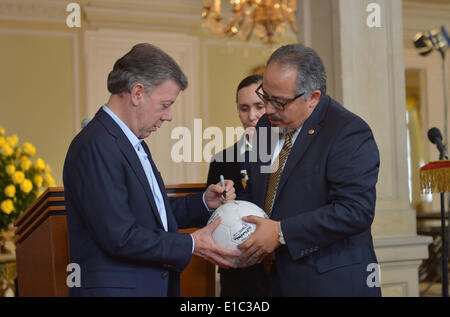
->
xmin=96 ymin=109 xmax=165 ymax=229
xmin=274 ymin=123 xmax=322 ymax=205
xmin=263 ymin=96 xmax=330 ymax=216
xmin=271 ymin=96 xmax=330 ymax=216
xmin=141 ymin=141 xmax=178 ymax=232
xmin=250 ymin=118 xmax=275 ymax=209
xmin=252 ymin=161 xmax=269 ymax=209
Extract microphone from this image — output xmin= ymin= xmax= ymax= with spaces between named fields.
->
xmin=81 ymin=119 xmax=90 ymax=129
xmin=428 ymin=127 xmax=449 ymax=159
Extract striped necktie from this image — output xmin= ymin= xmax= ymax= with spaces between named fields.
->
xmin=263 ymin=131 xmax=296 ymax=217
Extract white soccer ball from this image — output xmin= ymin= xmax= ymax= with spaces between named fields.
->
xmin=207 ymin=200 xmax=268 ymax=253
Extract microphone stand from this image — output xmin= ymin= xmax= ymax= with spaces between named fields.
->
xmin=439 ymin=150 xmax=449 ymax=297
xmin=439 ymin=49 xmax=450 ymax=298
xmin=440 ymin=50 xmax=448 ymax=152
xmin=442 ymin=54 xmax=450 ymax=296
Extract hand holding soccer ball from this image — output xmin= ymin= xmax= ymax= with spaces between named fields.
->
xmin=207 ymin=200 xmax=269 ymax=268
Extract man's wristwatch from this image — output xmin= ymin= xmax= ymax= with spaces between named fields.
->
xmin=278 ymin=221 xmax=286 ymax=245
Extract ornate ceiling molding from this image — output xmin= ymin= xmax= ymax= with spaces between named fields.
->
xmin=0 ymin=0 xmax=203 ymax=31
xmin=0 ymin=0 xmax=66 ymax=23
xmin=83 ymin=0 xmax=201 ymax=30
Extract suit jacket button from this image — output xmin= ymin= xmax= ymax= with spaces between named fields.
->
xmin=162 ymin=272 xmax=169 ymax=280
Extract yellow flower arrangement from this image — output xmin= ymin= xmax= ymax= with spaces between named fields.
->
xmin=0 ymin=200 xmax=14 ymax=215
xmin=20 ymin=156 xmax=32 ymax=171
xmin=33 ymin=174 xmax=43 ymax=187
xmin=22 ymin=142 xmax=36 ymax=157
xmin=0 ymin=125 xmax=55 ymax=231
xmin=5 ymin=165 xmax=15 ymax=176
xmin=20 ymin=179 xmax=33 ymax=194
xmin=11 ymin=171 xmax=25 ymax=185
xmin=0 ymin=145 xmax=13 ymax=157
xmin=34 ymin=158 xmax=45 ymax=171
xmin=4 ymin=185 xmax=15 ymax=198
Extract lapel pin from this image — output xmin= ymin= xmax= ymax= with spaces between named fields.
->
xmin=308 ymin=129 xmax=315 ymax=135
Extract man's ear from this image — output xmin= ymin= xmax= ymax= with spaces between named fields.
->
xmin=130 ymin=83 xmax=145 ymax=106
xmin=308 ymin=90 xmax=322 ymax=110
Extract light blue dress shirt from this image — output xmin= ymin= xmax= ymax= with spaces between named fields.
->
xmin=102 ymin=105 xmax=169 ymax=231
xmin=102 ymin=105 xmax=214 ymax=253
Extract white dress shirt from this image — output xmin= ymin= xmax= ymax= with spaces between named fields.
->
xmin=270 ymin=127 xmax=302 ymax=167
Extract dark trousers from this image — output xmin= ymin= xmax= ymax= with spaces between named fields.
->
xmin=219 ymin=263 xmax=268 ymax=297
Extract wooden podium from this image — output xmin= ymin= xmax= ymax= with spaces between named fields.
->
xmin=14 ymin=185 xmax=215 ymax=297
xmin=14 ymin=187 xmax=67 ymax=297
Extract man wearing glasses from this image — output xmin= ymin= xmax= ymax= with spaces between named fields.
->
xmin=237 ymin=44 xmax=381 ymax=296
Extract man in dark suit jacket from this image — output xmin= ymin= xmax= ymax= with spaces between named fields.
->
xmin=237 ymin=44 xmax=382 ymax=296
xmin=63 ymin=43 xmax=238 ymax=297
xmin=207 ymin=74 xmax=267 ymax=296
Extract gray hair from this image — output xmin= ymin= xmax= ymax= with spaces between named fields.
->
xmin=107 ymin=43 xmax=188 ymax=94
xmin=267 ymin=44 xmax=327 ymax=100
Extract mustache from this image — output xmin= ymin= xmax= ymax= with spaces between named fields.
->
xmin=268 ymin=114 xmax=281 ymax=121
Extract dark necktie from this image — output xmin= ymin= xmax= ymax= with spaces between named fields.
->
xmin=263 ymin=131 xmax=296 ymax=217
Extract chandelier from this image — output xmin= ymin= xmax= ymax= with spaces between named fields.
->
xmin=201 ymin=0 xmax=297 ymax=45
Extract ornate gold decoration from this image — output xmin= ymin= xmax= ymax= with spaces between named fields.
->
xmin=420 ymin=160 xmax=450 ymax=193
xmin=202 ymin=0 xmax=297 ymax=44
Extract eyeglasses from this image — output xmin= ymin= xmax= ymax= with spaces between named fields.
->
xmin=255 ymin=84 xmax=305 ymax=111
